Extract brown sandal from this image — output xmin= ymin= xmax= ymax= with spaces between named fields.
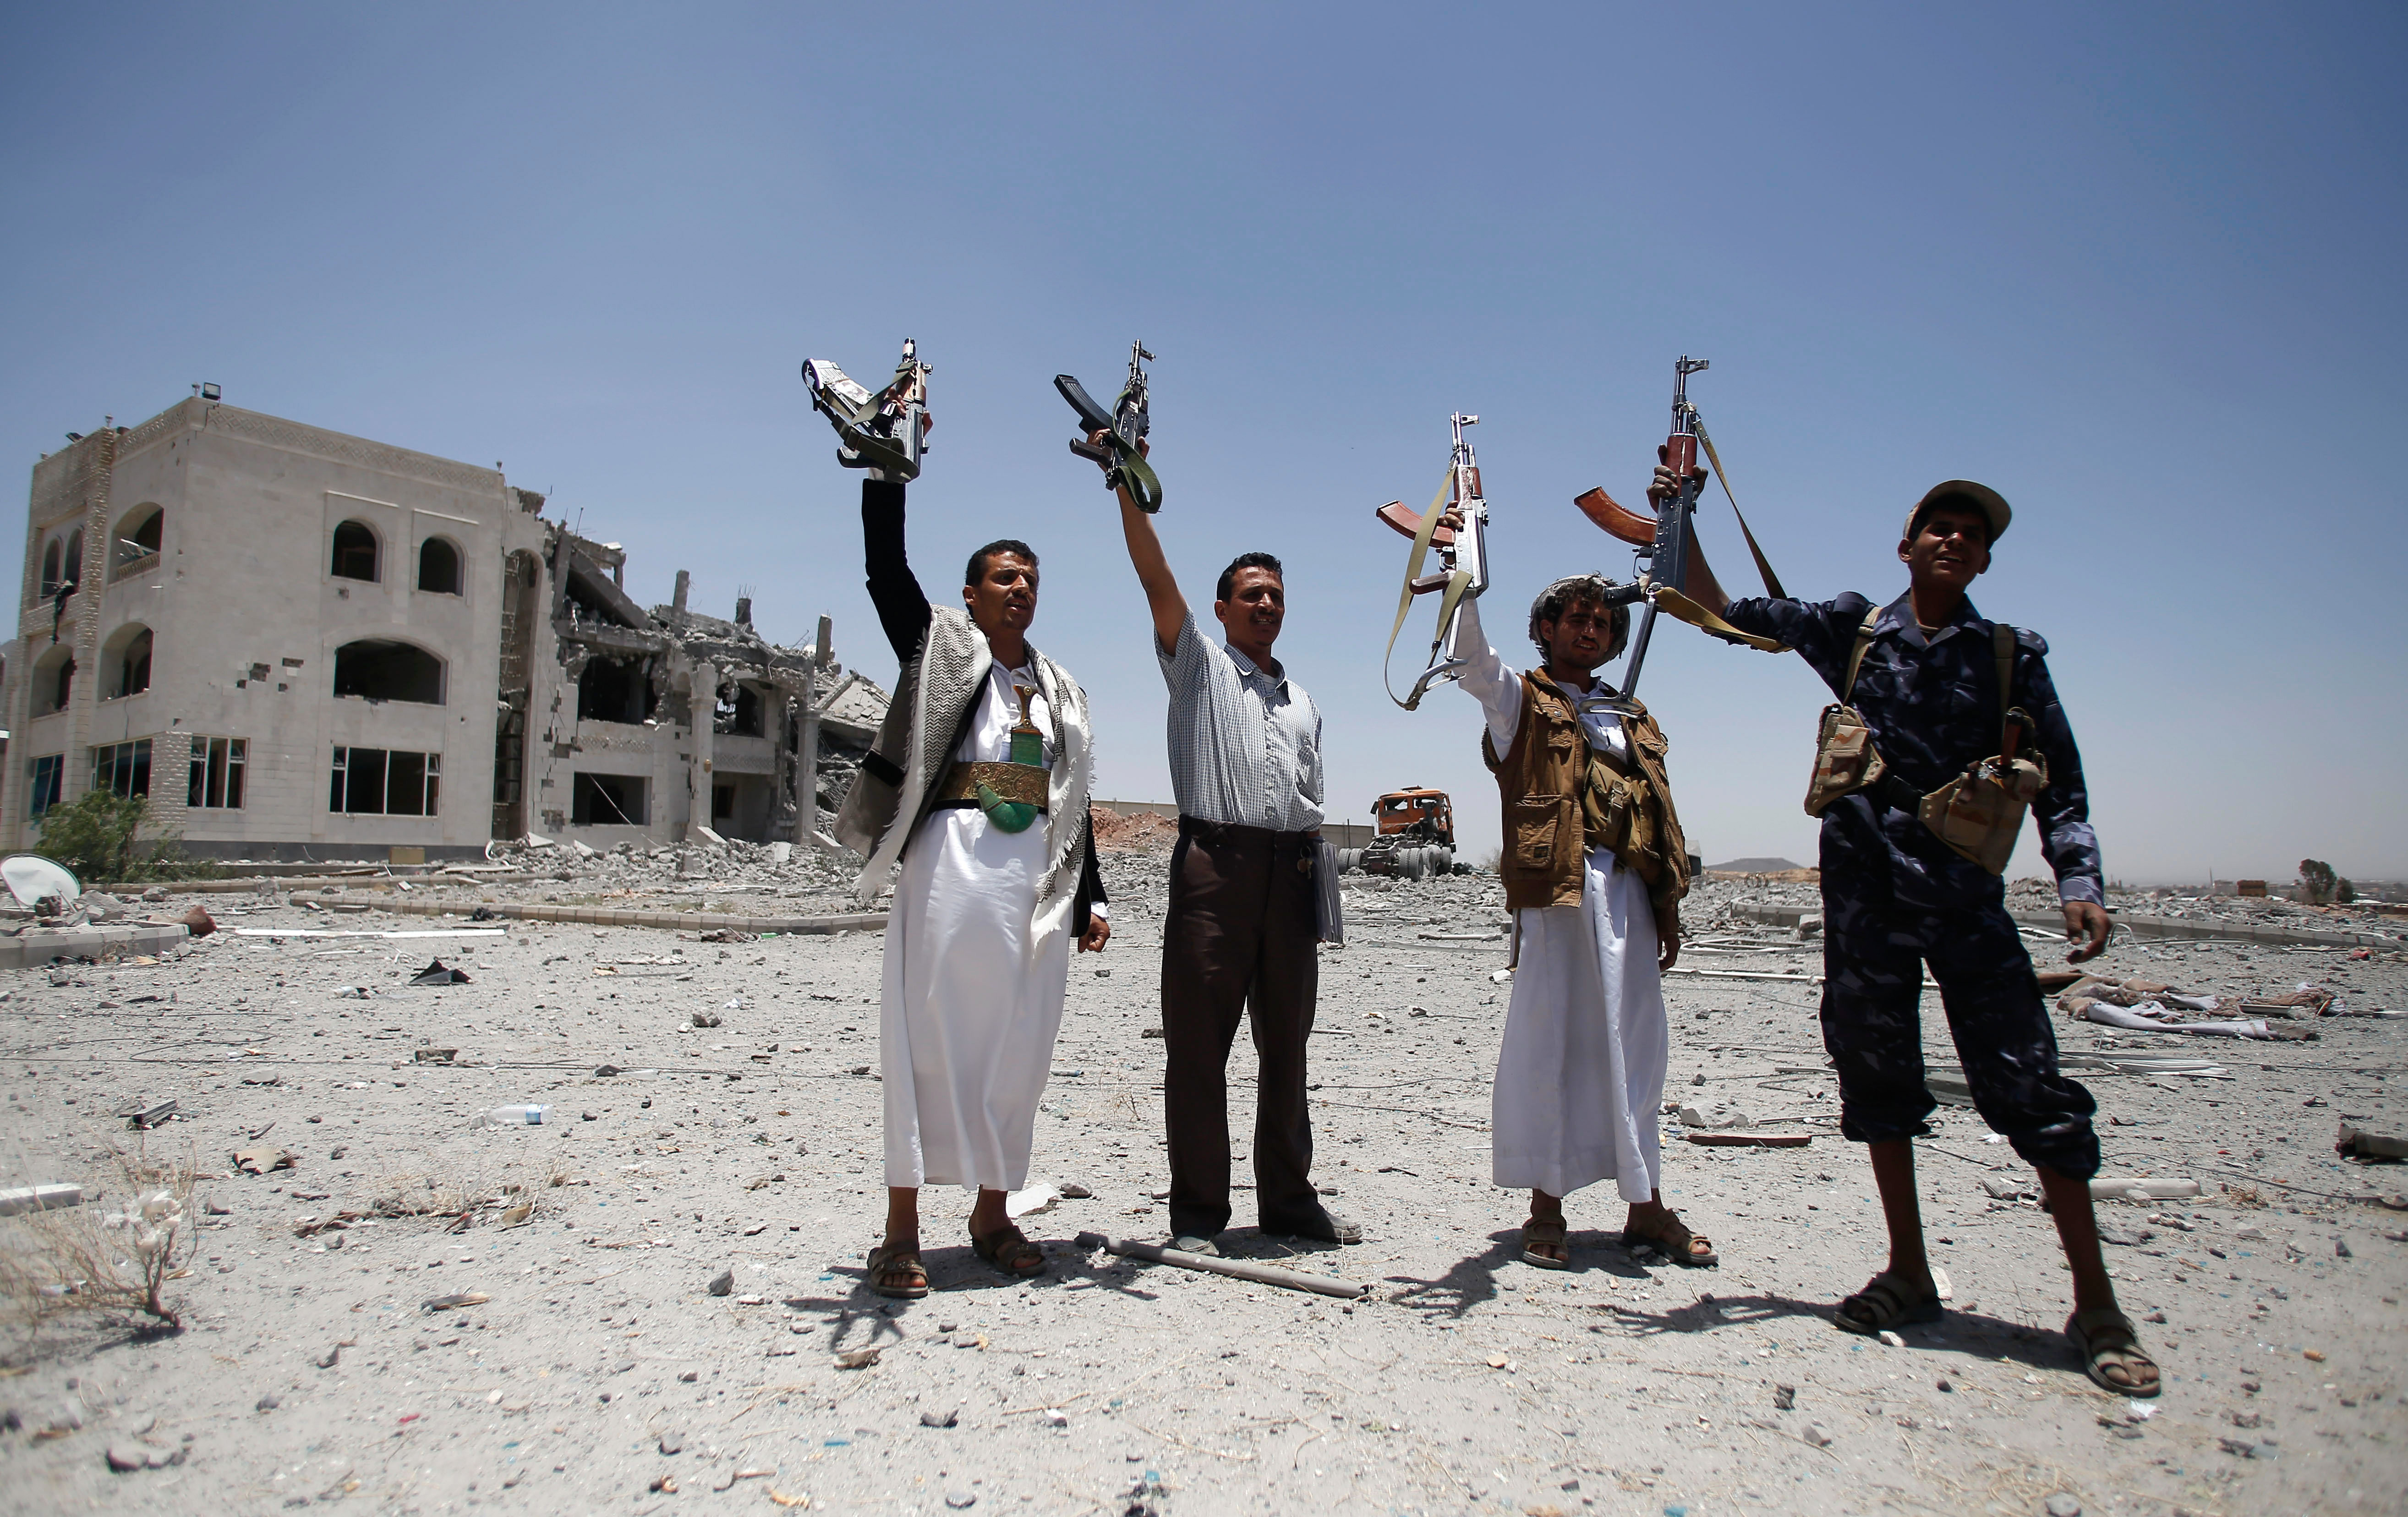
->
xmin=971 ymin=1221 xmax=1046 ymax=1278
xmin=2067 ymin=1306 xmax=2162 ymax=1397
xmin=865 ymin=1242 xmax=929 ymax=1299
xmin=1520 ymin=1215 xmax=1572 ymax=1270
xmin=1621 ymin=1210 xmax=1719 ymax=1267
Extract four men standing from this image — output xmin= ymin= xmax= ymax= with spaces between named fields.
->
xmin=811 ymin=376 xmax=2154 ymax=1400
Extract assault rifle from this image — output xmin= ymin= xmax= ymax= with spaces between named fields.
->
xmin=1573 ymin=355 xmax=1784 ymax=699
xmin=801 ymin=338 xmax=934 ymax=481
xmin=1374 ymin=412 xmax=1490 ymax=709
xmin=1056 ymin=341 xmax=1163 ymax=512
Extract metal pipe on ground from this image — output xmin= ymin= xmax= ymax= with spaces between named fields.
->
xmin=1077 ymin=1232 xmax=1371 ymax=1300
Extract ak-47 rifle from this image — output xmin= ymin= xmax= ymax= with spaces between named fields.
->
xmin=1573 ymin=355 xmax=1786 ymax=699
xmin=801 ymin=339 xmax=934 ymax=481
xmin=1374 ymin=413 xmax=1490 ymax=709
xmin=1056 ymin=341 xmax=1163 ymax=512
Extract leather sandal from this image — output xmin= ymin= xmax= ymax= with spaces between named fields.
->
xmin=1834 ymin=1271 xmax=1943 ymax=1336
xmin=1520 ymin=1215 xmax=1572 ymax=1270
xmin=971 ymin=1221 xmax=1046 ymax=1278
xmin=1622 ymin=1210 xmax=1718 ymax=1267
xmin=865 ymin=1242 xmax=929 ymax=1300
xmin=2067 ymin=1306 xmax=2162 ymax=1397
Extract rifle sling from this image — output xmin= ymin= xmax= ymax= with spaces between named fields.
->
xmin=1380 ymin=463 xmax=1462 ymax=709
xmin=1691 ymin=414 xmax=1786 ymax=600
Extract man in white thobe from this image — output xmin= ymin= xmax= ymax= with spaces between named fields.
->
xmin=1447 ymin=572 xmax=1719 ymax=1270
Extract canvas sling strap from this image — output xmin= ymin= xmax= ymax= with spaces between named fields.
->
xmin=1381 ymin=463 xmax=1474 ymax=709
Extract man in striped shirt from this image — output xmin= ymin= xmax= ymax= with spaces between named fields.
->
xmin=1092 ymin=431 xmax=1358 ymax=1255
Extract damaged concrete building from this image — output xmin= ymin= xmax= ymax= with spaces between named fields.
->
xmin=1 ymin=394 xmax=884 ymax=862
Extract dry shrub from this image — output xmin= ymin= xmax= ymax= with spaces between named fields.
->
xmin=0 ymin=1140 xmax=198 ymax=1330
xmin=2220 ymin=1182 xmax=2268 ymax=1209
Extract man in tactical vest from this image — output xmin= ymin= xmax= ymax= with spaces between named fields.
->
xmin=1436 ymin=502 xmax=1716 ymax=1269
xmin=1677 ymin=468 xmax=2157 ymax=1397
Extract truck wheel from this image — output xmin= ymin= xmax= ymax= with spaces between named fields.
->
xmin=1431 ymin=847 xmax=1454 ymax=876
xmin=1337 ymin=848 xmax=1358 ymax=873
xmin=1401 ymin=847 xmax=1427 ymax=881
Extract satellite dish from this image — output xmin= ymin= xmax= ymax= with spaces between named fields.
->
xmin=3 ymin=855 xmax=82 ymax=908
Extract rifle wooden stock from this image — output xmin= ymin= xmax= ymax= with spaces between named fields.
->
xmin=1574 ymin=486 xmax=1658 ymax=548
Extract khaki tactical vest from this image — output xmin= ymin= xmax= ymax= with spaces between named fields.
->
xmin=1482 ymin=671 xmax=1691 ymax=914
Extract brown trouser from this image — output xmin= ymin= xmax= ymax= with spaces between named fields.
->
xmin=1161 ymin=816 xmax=1322 ymax=1241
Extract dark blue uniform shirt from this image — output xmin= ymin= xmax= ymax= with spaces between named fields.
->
xmin=1722 ymin=589 xmax=2103 ymax=911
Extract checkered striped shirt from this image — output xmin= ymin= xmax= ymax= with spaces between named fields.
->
xmin=1155 ymin=612 xmax=1324 ymax=832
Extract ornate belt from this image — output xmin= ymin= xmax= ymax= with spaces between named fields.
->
xmin=936 ymin=760 xmax=1049 ymax=813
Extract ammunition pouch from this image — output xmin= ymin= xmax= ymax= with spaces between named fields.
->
xmin=1917 ymin=748 xmax=2047 ymax=876
xmin=1802 ymin=612 xmax=2040 ymax=876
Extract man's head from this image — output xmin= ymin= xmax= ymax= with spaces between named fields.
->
xmin=1528 ymin=574 xmax=1630 ymax=674
xmin=1213 ymin=551 xmax=1285 ymax=657
xmin=963 ymin=539 xmax=1038 ymax=640
xmin=1898 ymin=482 xmax=2008 ymax=600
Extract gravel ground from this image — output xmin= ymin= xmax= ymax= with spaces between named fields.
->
xmin=1 ymin=851 xmax=2403 ymax=1517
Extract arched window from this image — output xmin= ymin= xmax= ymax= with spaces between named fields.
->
xmin=417 ymin=537 xmax=461 ymax=595
xmin=30 ymin=647 xmax=75 ymax=716
xmin=103 ymin=625 xmax=153 ymax=699
xmin=113 ymin=506 xmax=164 ymax=580
xmin=331 ymin=520 xmax=379 ymax=582
xmin=40 ymin=540 xmax=62 ymax=595
xmin=333 ymin=639 xmax=444 ymax=704
xmin=60 ymin=529 xmax=82 ymax=592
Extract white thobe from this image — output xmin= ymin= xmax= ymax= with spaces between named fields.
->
xmin=881 ymin=662 xmax=1092 ymax=1191
xmin=1453 ymin=600 xmax=1669 ymax=1203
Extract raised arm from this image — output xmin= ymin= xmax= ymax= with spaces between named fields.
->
xmin=1095 ymin=433 xmax=1189 ymax=654
xmin=862 ymin=477 xmax=932 ymax=663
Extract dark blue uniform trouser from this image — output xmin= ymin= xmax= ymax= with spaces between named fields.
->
xmin=1819 ymin=827 xmax=2101 ymax=1180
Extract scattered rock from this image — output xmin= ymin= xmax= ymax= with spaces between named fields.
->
xmin=315 ymin=1346 xmax=340 ymax=1370
xmin=1935 ymin=1378 xmax=1953 ymax=1393
xmin=181 ymin=906 xmax=217 ymax=938
xmin=919 ymin=1408 xmax=959 ymax=1428
xmin=2043 ymin=1495 xmax=2082 ymax=1517
xmin=1773 ymin=1384 xmax=1795 ymax=1410
xmin=658 ymin=1434 xmax=683 ymax=1455
xmin=256 ymin=1394 xmax=280 ymax=1412
xmin=833 ymin=1348 xmax=881 ymax=1370
xmin=945 ymin=1492 xmax=976 ymax=1510
xmin=1041 ymin=1408 xmax=1069 ymax=1428
xmin=104 ymin=1444 xmax=149 ymax=1473
xmin=707 ymin=1268 xmax=734 ymax=1297
xmin=1802 ymin=1424 xmax=1832 ymax=1447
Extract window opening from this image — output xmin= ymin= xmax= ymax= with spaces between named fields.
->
xmin=40 ymin=540 xmax=62 ymax=595
xmin=61 ymin=530 xmax=82 ymax=592
xmin=571 ymin=772 xmax=646 ymax=826
xmin=713 ymin=783 xmax=734 ymax=820
xmin=331 ymin=520 xmax=378 ymax=582
xmin=576 ymin=655 xmax=657 ymax=723
xmin=48 ymin=657 xmax=75 ymax=715
xmin=110 ymin=629 xmax=152 ymax=698
xmin=187 ymin=737 xmax=247 ymax=810
xmin=333 ymin=640 xmax=444 ymax=704
xmin=26 ymin=756 xmax=64 ymax=819
xmin=91 ymin=739 xmax=153 ymax=799
xmin=113 ymin=507 xmax=163 ymax=580
xmin=713 ymin=682 xmax=764 ymax=737
xmin=417 ymin=538 xmax=461 ymax=595
xmin=328 ymin=747 xmax=440 ymax=816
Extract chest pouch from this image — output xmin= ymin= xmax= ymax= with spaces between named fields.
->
xmin=1803 ymin=611 xmax=1888 ymax=816
xmin=1915 ymin=625 xmax=2045 ymax=874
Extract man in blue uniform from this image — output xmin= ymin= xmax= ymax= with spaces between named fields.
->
xmin=1665 ymin=469 xmax=2158 ymax=1397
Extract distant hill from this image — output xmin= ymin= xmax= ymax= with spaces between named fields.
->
xmin=1707 ymin=857 xmax=1806 ymax=874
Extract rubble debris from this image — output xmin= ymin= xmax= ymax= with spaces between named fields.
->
xmin=408 ymin=959 xmax=472 ymax=985
xmin=474 ymin=1104 xmax=551 ymax=1127
xmin=0 ymin=1182 xmax=83 ymax=1217
xmin=2336 ymin=1123 xmax=2408 ymax=1162
xmin=833 ymin=1348 xmax=881 ymax=1370
xmin=707 ymin=1268 xmax=734 ymax=1296
xmin=423 ymin=1293 xmax=491 ymax=1311
xmin=230 ymin=1148 xmax=295 ymax=1175
xmin=180 ymin=906 xmax=216 ymax=938
xmin=413 ymin=1048 xmax=459 ymax=1065
xmin=115 ymin=1098 xmax=177 ymax=1130
xmin=2088 ymin=1177 xmax=2201 ymax=1203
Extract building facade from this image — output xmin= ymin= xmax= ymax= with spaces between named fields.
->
xmin=3 ymin=396 xmax=878 ymax=863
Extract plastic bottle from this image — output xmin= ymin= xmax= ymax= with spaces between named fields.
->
xmin=476 ymin=1104 xmax=551 ymax=1127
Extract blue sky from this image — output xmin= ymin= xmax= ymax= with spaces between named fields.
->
xmin=5 ymin=3 xmax=2402 ymax=882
